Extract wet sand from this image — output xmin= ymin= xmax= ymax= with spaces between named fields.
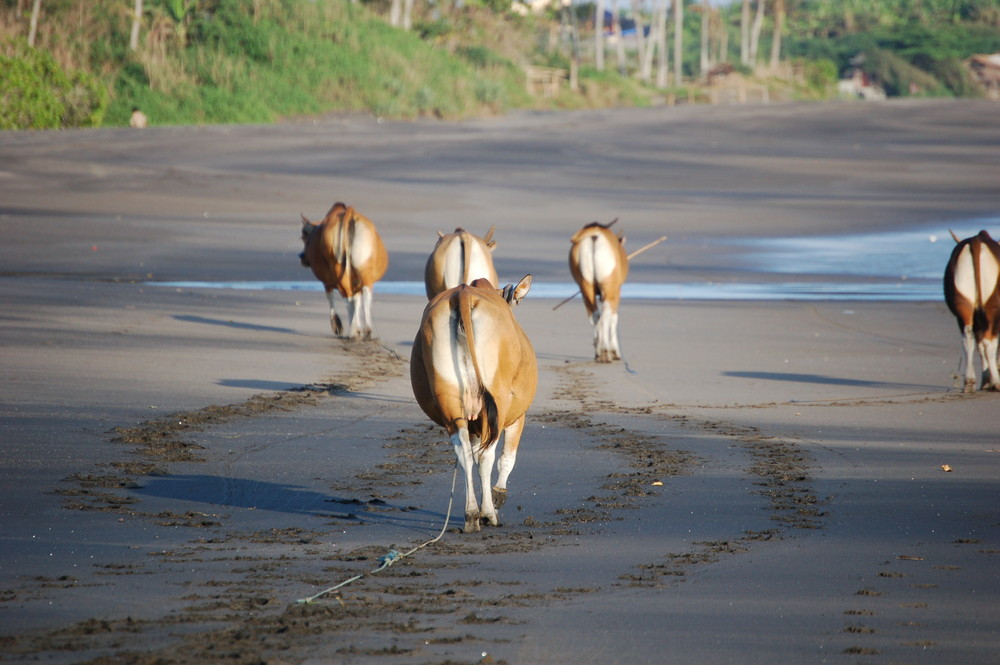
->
xmin=1 ymin=99 xmax=999 ymax=664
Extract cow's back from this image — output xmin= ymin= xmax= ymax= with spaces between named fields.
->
xmin=424 ymin=229 xmax=498 ymax=299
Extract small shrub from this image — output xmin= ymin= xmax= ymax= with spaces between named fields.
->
xmin=0 ymin=39 xmax=107 ymax=129
xmin=802 ymin=58 xmax=838 ymax=93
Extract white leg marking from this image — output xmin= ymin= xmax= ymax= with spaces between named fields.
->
xmin=360 ymin=285 xmax=376 ymax=339
xmin=326 ymin=291 xmax=342 ymax=336
xmin=980 ymin=336 xmax=1000 ymax=390
xmin=346 ymin=294 xmax=363 ymax=339
xmin=608 ymin=308 xmax=621 ymax=360
xmin=495 ymin=419 xmax=523 ymax=494
xmin=596 ymin=306 xmax=616 ymax=362
xmin=963 ymin=325 xmax=977 ymax=391
xmin=476 ymin=442 xmax=498 ymax=526
xmin=451 ymin=428 xmax=480 ymax=533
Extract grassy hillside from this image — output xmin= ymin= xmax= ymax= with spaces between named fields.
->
xmin=3 ymin=0 xmax=998 ymax=130
xmin=0 ymin=0 xmax=653 ymax=129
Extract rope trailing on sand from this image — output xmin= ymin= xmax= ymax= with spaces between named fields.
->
xmin=296 ymin=465 xmax=459 ymax=605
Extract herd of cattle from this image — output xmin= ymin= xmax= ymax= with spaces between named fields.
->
xmin=299 ymin=202 xmax=629 ymax=532
xmin=299 ymin=202 xmax=999 ymax=532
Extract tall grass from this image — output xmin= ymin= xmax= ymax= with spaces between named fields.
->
xmin=103 ymin=0 xmax=531 ymax=125
xmin=2 ymin=0 xmax=659 ymax=128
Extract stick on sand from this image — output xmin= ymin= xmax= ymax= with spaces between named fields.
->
xmin=552 ymin=235 xmax=667 ymax=311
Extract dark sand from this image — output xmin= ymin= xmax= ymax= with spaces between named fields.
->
xmin=1 ymin=99 xmax=999 ymax=664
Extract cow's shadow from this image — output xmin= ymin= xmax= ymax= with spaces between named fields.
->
xmin=131 ymin=473 xmax=446 ymax=531
xmin=722 ymin=371 xmax=940 ymax=391
xmin=174 ymin=314 xmax=298 ymax=335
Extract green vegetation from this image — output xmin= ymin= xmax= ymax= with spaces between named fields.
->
xmin=0 ymin=37 xmax=106 ymax=129
xmin=1 ymin=0 xmax=998 ymax=129
xmin=782 ymin=0 xmax=1000 ymax=98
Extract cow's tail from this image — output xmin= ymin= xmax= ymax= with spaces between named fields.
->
xmin=970 ymin=237 xmax=990 ymax=338
xmin=457 ymin=288 xmax=499 ymax=450
xmin=342 ymin=208 xmax=355 ymax=287
xmin=588 ymin=233 xmax=603 ymax=302
xmin=460 ymin=230 xmax=472 ymax=285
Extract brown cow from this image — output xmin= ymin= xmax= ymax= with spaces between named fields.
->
xmin=299 ymin=202 xmax=388 ymax=340
xmin=568 ymin=221 xmax=629 ymax=362
xmin=423 ymin=227 xmax=499 ymax=300
xmin=944 ymin=230 xmax=1000 ymax=391
xmin=410 ymin=276 xmax=537 ymax=533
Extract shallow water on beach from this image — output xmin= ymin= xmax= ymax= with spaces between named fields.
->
xmin=156 ymin=222 xmax=998 ymax=302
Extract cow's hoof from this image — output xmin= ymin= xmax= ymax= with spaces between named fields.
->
xmin=480 ymin=513 xmax=500 ymax=528
xmin=491 ymin=486 xmax=507 ymax=509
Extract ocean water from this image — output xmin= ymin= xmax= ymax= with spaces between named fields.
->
xmin=155 ymin=222 xmax=998 ymax=302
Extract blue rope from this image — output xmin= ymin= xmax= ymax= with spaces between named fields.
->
xmin=296 ymin=465 xmax=458 ymax=605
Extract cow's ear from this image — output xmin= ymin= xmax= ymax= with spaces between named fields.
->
xmin=509 ymin=274 xmax=532 ymax=305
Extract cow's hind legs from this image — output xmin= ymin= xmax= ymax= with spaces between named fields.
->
xmin=476 ymin=441 xmax=500 ymax=527
xmin=326 ymin=290 xmax=343 ymax=336
xmin=979 ymin=335 xmax=1000 ymax=390
xmin=451 ymin=422 xmax=481 ymax=533
xmin=492 ymin=416 xmax=525 ymax=511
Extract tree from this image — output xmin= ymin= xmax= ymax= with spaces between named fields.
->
xmin=749 ymin=0 xmax=765 ymax=65
xmin=402 ymin=0 xmax=414 ymax=30
xmin=641 ymin=3 xmax=660 ymax=82
xmin=28 ymin=0 xmax=41 ymax=47
xmin=595 ymin=0 xmax=606 ymax=71
xmin=769 ymin=0 xmax=785 ymax=71
xmin=130 ymin=0 xmax=144 ymax=51
xmin=612 ymin=0 xmax=627 ymax=76
xmin=656 ymin=0 xmax=669 ymax=87
xmin=673 ymin=0 xmax=682 ymax=84
xmin=700 ymin=0 xmax=711 ymax=77
xmin=629 ymin=0 xmax=649 ymax=81
xmin=740 ymin=0 xmax=750 ymax=65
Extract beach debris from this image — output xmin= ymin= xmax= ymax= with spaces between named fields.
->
xmin=941 ymin=464 xmax=953 ymax=472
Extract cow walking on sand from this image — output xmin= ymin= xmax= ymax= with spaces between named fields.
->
xmin=410 ymin=277 xmax=537 ymax=533
xmin=944 ymin=229 xmax=1000 ymax=391
xmin=569 ymin=221 xmax=629 ymax=363
xmin=299 ymin=202 xmax=388 ymax=340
